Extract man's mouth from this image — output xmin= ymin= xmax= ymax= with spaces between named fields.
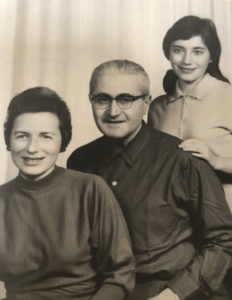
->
xmin=104 ymin=120 xmax=125 ymax=124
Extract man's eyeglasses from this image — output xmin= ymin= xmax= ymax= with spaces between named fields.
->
xmin=89 ymin=93 xmax=147 ymax=109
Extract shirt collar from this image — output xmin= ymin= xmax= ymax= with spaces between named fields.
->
xmin=102 ymin=121 xmax=150 ymax=167
xmin=168 ymin=73 xmax=218 ymax=103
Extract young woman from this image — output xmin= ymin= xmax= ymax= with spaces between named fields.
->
xmin=148 ymin=15 xmax=232 ymax=212
xmin=0 ymin=87 xmax=134 ymax=300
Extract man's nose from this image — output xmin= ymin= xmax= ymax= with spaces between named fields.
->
xmin=108 ymin=99 xmax=121 ymax=116
xmin=26 ymin=137 xmax=39 ymax=153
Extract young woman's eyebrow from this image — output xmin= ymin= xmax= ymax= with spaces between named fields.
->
xmin=172 ymin=45 xmax=184 ymax=48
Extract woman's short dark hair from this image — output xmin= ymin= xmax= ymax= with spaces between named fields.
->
xmin=162 ymin=15 xmax=229 ymax=94
xmin=4 ymin=87 xmax=72 ymax=152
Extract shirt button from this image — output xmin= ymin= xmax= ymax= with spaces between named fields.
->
xmin=112 ymin=180 xmax=117 ymax=186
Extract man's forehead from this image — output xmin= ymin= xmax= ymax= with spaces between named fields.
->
xmin=94 ymin=72 xmax=145 ymax=95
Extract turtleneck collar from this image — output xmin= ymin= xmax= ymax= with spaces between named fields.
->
xmin=15 ymin=165 xmax=65 ymax=191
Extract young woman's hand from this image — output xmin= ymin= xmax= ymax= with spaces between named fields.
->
xmin=178 ymin=139 xmax=218 ymax=168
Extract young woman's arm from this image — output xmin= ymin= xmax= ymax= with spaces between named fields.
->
xmin=178 ymin=139 xmax=232 ymax=173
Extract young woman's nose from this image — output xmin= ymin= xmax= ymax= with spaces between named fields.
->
xmin=26 ymin=137 xmax=39 ymax=153
xmin=108 ymin=99 xmax=121 ymax=116
xmin=183 ymin=51 xmax=192 ymax=64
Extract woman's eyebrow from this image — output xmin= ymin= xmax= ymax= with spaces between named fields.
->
xmin=13 ymin=130 xmax=28 ymax=135
xmin=40 ymin=131 xmax=56 ymax=135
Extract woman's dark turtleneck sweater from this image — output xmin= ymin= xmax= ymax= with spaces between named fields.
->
xmin=0 ymin=166 xmax=134 ymax=300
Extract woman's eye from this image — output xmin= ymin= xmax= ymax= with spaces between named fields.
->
xmin=193 ymin=50 xmax=203 ymax=55
xmin=15 ymin=134 xmax=27 ymax=139
xmin=41 ymin=135 xmax=52 ymax=140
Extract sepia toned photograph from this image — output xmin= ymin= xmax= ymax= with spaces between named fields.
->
xmin=0 ymin=0 xmax=232 ymax=299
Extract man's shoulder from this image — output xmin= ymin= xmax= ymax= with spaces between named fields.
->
xmin=147 ymin=127 xmax=218 ymax=181
xmin=146 ymin=126 xmax=203 ymax=165
xmin=148 ymin=126 xmax=181 ymax=149
xmin=67 ymin=136 xmax=106 ymax=170
xmin=69 ymin=136 xmax=105 ymax=158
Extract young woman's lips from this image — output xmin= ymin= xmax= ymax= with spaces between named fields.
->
xmin=179 ymin=66 xmax=196 ymax=73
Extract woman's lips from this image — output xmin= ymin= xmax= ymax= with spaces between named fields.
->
xmin=22 ymin=157 xmax=45 ymax=165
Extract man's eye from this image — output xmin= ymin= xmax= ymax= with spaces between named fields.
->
xmin=94 ymin=95 xmax=111 ymax=102
xmin=117 ymin=94 xmax=134 ymax=102
xmin=97 ymin=98 xmax=110 ymax=104
xmin=118 ymin=97 xmax=133 ymax=103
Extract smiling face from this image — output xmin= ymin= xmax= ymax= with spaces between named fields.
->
xmin=91 ymin=72 xmax=150 ymax=145
xmin=169 ymin=35 xmax=211 ymax=89
xmin=10 ymin=112 xmax=62 ymax=181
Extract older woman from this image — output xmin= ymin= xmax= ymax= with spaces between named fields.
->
xmin=0 ymin=87 xmax=134 ymax=300
xmin=148 ymin=15 xmax=232 ymax=213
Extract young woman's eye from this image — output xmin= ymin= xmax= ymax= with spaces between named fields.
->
xmin=171 ymin=47 xmax=184 ymax=54
xmin=193 ymin=50 xmax=204 ymax=55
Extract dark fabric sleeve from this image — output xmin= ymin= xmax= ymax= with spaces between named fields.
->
xmin=67 ymin=149 xmax=86 ymax=172
xmin=91 ymin=283 xmax=125 ymax=300
xmin=89 ymin=176 xmax=135 ymax=299
xmin=168 ymin=158 xmax=232 ymax=299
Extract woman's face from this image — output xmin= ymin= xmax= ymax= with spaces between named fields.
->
xmin=10 ymin=112 xmax=62 ymax=181
xmin=169 ymin=35 xmax=211 ymax=86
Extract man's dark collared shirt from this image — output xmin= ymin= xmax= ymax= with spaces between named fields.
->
xmin=67 ymin=123 xmax=232 ymax=299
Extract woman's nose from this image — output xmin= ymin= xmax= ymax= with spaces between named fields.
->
xmin=26 ymin=138 xmax=39 ymax=153
xmin=108 ymin=99 xmax=121 ymax=116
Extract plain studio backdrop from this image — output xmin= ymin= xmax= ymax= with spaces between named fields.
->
xmin=0 ymin=0 xmax=232 ymax=297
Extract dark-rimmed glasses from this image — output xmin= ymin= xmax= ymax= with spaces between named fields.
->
xmin=89 ymin=93 xmax=147 ymax=109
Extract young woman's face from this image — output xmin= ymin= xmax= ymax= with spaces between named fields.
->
xmin=169 ymin=35 xmax=211 ymax=86
xmin=10 ymin=112 xmax=62 ymax=181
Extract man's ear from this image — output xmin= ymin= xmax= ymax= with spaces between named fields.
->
xmin=145 ymin=95 xmax=152 ymax=105
xmin=143 ymin=95 xmax=152 ymax=114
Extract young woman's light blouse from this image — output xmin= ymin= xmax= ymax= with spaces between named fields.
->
xmin=148 ymin=74 xmax=232 ymax=212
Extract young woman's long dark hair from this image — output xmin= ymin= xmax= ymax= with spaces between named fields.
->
xmin=162 ymin=15 xmax=230 ymax=95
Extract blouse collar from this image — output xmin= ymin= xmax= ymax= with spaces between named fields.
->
xmin=168 ymin=73 xmax=224 ymax=103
